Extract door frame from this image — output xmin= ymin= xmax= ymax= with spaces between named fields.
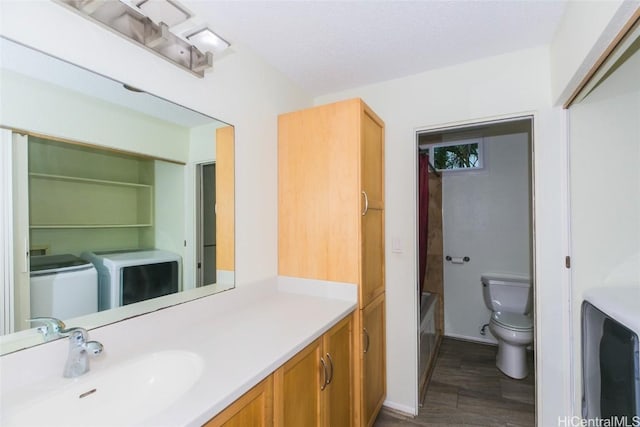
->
xmin=412 ymin=111 xmax=567 ymax=421
xmin=195 ymin=161 xmax=216 ymax=287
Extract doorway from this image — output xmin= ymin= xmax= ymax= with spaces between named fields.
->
xmin=196 ymin=162 xmax=216 ymax=287
xmin=416 ymin=116 xmax=535 ymax=410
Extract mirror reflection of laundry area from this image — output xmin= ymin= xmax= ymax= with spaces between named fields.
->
xmin=20 ymin=135 xmax=185 ymax=326
xmin=416 ymin=117 xmax=535 ymax=417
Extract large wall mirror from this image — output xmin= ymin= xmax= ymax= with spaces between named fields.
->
xmin=0 ymin=37 xmax=235 ymax=355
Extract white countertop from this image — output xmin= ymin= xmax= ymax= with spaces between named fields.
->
xmin=0 ymin=276 xmax=357 ymax=426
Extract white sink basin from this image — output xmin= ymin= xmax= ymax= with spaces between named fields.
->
xmin=5 ymin=350 xmax=204 ymax=427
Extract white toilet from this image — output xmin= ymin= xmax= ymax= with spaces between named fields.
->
xmin=481 ymin=273 xmax=533 ymax=379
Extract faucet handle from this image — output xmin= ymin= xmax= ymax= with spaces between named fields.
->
xmin=66 ymin=327 xmax=89 ymax=344
xmin=85 ymin=341 xmax=104 ymax=356
xmin=28 ymin=317 xmax=67 ymax=341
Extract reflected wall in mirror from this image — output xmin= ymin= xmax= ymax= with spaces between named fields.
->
xmin=0 ymin=37 xmax=235 ymax=354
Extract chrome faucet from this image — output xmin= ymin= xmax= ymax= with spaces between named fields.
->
xmin=63 ymin=327 xmax=103 ymax=378
xmin=28 ymin=317 xmax=68 ymax=341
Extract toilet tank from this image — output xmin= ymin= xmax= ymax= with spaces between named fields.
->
xmin=481 ymin=273 xmax=532 ymax=314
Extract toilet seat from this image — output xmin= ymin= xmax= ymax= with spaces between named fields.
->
xmin=491 ymin=311 xmax=532 ymax=331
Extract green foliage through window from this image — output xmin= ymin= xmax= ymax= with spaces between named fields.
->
xmin=433 ymin=143 xmax=479 ymax=170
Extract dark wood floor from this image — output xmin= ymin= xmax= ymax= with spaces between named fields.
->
xmin=374 ymin=337 xmax=535 ymax=427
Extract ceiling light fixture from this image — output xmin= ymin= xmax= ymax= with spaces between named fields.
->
xmin=187 ymin=28 xmax=230 ymax=55
xmin=135 ymin=0 xmax=191 ymax=28
xmin=57 ymin=0 xmax=229 ymax=78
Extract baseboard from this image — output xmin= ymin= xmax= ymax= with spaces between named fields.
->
xmin=444 ymin=332 xmax=497 ymax=345
xmin=381 ymin=400 xmax=417 ymax=417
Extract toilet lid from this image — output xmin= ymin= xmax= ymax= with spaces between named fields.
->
xmin=491 ymin=311 xmax=533 ymax=331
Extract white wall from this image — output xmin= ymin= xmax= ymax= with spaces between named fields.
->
xmin=315 ymin=46 xmax=570 ymax=422
xmin=442 ymin=133 xmax=532 ymax=343
xmin=0 ymin=0 xmax=313 ymax=287
xmin=550 ymin=0 xmax=639 ymax=104
xmin=568 ymin=41 xmax=640 ymax=411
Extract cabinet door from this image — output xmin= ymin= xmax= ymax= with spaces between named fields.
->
xmin=278 ymin=101 xmax=360 ymax=284
xmin=204 ymin=376 xmax=273 ymax=427
xmin=274 ymin=338 xmax=323 ymax=427
xmin=360 ymin=106 xmax=384 ymax=210
xmin=360 ymin=103 xmax=385 ymax=308
xmin=322 ymin=316 xmax=353 ymax=427
xmin=361 ymin=208 xmax=384 ymax=307
xmin=362 ymin=294 xmax=386 ymax=427
xmin=215 ymin=125 xmax=235 ymax=273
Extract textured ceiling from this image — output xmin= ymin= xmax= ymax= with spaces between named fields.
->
xmin=183 ymin=0 xmax=568 ymax=96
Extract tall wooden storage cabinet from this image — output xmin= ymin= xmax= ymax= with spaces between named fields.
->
xmin=278 ymin=98 xmax=385 ymax=427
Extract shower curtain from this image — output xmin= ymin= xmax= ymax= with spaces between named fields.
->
xmin=418 ymin=154 xmax=430 ymax=297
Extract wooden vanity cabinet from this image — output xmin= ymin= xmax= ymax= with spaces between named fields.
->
xmin=322 ymin=315 xmax=353 ymax=426
xmin=278 ymin=98 xmax=386 ymax=427
xmin=204 ymin=376 xmax=274 ymax=427
xmin=204 ymin=316 xmax=351 ymax=427
xmin=274 ymin=315 xmax=353 ymax=427
xmin=274 ymin=338 xmax=322 ymax=426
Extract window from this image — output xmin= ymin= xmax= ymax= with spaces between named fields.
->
xmin=421 ymin=135 xmax=483 ymax=172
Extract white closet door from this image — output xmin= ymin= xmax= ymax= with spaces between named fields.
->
xmin=1 ymin=131 xmax=30 ymax=334
xmin=0 ymin=129 xmax=14 ymax=335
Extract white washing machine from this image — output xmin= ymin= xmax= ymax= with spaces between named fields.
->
xmin=30 ymin=254 xmax=98 ymax=320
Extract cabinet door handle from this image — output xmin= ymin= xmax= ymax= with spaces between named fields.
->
xmin=320 ymin=357 xmax=329 ymax=390
xmin=363 ymin=328 xmax=370 ymax=354
xmin=326 ymin=352 xmax=334 ymax=384
xmin=361 ymin=191 xmax=369 ymax=216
